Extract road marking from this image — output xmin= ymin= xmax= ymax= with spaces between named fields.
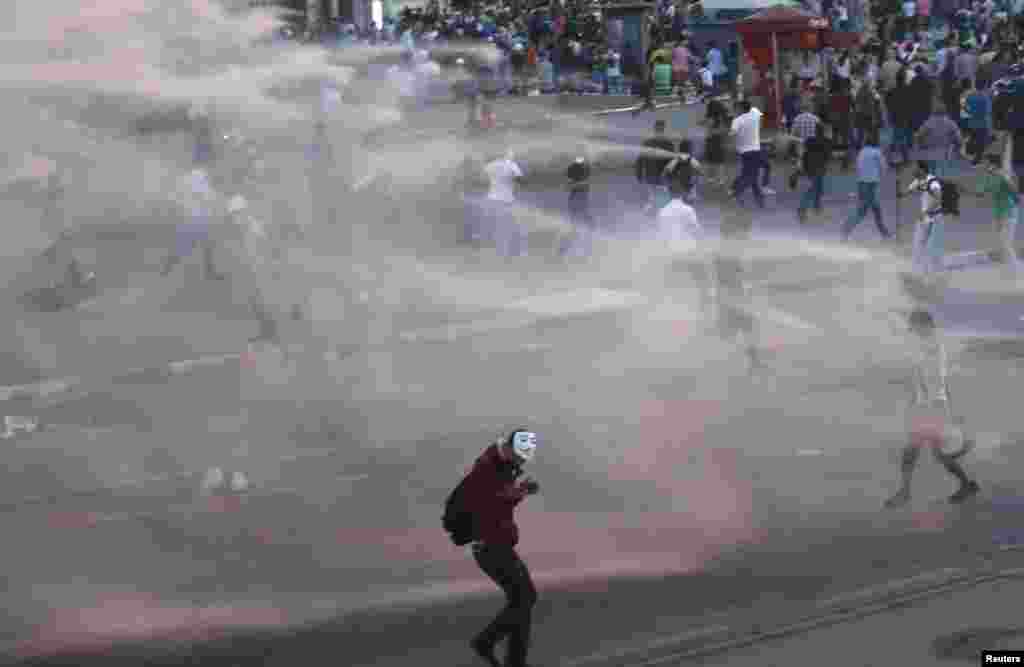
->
xmin=399 ymin=288 xmax=650 ymax=343
xmin=623 ymin=567 xmax=1011 ymax=666
xmin=815 ymin=568 xmax=968 ymax=610
xmin=562 ymin=624 xmax=732 ymax=666
xmin=750 ymin=305 xmax=823 ymax=333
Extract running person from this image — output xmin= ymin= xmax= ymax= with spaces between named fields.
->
xmin=160 ymin=165 xmax=226 ymax=280
xmin=658 ymin=178 xmax=711 ymax=315
xmin=483 ymin=151 xmax=526 ymax=257
xmin=30 ymin=162 xmax=94 ymax=303
xmin=885 ymin=308 xmax=980 ymax=508
xmin=701 ymin=96 xmax=730 ymax=186
xmin=561 ymin=155 xmax=595 ymax=257
xmin=462 ymin=430 xmax=541 ymax=667
xmin=712 ymin=206 xmax=763 ymax=375
xmin=636 ymin=120 xmax=676 ymax=215
xmin=963 ymin=154 xmax=1021 ymax=273
xmin=841 ymin=130 xmax=893 ymax=241
xmin=225 ymin=194 xmax=290 ymax=345
xmin=899 ymin=162 xmax=947 ymax=280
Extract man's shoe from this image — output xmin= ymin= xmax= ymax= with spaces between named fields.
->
xmin=884 ymin=488 xmax=910 ymax=508
xmin=470 ymin=638 xmax=500 ymax=667
xmin=762 ymin=187 xmax=777 ymax=196
xmin=950 ymin=480 xmax=980 ymax=504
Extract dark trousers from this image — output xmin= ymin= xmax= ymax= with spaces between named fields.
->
xmin=561 ymin=191 xmax=595 ymax=256
xmin=967 ymin=127 xmax=990 ymax=162
xmin=733 ymin=150 xmax=765 ymax=208
xmin=473 ymin=543 xmax=537 ymax=667
xmin=798 ymin=173 xmax=824 ymax=220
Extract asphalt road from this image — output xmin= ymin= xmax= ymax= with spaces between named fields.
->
xmin=2 ymin=97 xmax=1024 ymax=667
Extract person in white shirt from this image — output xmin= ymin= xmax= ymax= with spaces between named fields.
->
xmin=387 ymin=54 xmax=417 ymax=101
xmin=729 ymin=100 xmax=766 ymax=208
xmin=885 ymin=308 xmax=979 ymax=508
xmin=657 ymin=180 xmax=703 ymax=244
xmin=899 ymin=161 xmax=947 ymax=278
xmin=413 ymin=50 xmax=442 ymax=100
xmin=658 ymin=180 xmax=712 ymax=315
xmin=484 ymin=151 xmax=526 ymax=256
xmin=225 ymin=194 xmax=287 ymax=344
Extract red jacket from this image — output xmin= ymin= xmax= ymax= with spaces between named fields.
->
xmin=463 ymin=444 xmax=526 ymax=547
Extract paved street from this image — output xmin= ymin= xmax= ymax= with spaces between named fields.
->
xmin=687 ymin=572 xmax=1024 ymax=667
xmin=1 ymin=94 xmax=1024 ymax=667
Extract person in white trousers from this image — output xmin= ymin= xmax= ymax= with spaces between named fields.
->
xmin=899 ymin=161 xmax=947 ymax=279
xmin=483 ymin=151 xmax=526 ymax=257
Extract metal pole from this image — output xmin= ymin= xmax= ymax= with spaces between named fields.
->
xmin=772 ymin=30 xmax=782 ymax=130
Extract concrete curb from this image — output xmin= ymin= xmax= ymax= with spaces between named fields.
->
xmin=566 ymin=564 xmax=1024 ymax=667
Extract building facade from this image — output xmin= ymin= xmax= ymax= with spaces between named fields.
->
xmin=304 ymin=0 xmax=373 ymax=30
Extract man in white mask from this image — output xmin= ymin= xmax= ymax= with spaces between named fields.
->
xmin=450 ymin=429 xmax=540 ymax=667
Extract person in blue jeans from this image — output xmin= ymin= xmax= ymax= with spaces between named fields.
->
xmin=963 ymin=80 xmax=993 ymax=164
xmin=797 ymin=121 xmax=831 ymax=223
xmin=842 ymin=131 xmax=893 ymax=240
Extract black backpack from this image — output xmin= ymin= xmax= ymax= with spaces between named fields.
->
xmin=442 ymin=475 xmax=476 ymax=546
xmin=928 ymin=177 xmax=961 ymax=216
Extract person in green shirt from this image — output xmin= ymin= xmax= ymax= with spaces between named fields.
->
xmin=964 ymin=154 xmax=1021 ymax=272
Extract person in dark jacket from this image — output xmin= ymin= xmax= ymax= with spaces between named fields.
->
xmin=636 ymin=119 xmax=677 ymax=214
xmin=464 ymin=430 xmax=540 ymax=667
xmin=797 ymin=121 xmax=832 ymax=224
xmin=561 ymin=155 xmax=595 ymax=256
xmin=887 ymin=71 xmax=915 ymax=166
xmin=908 ymin=66 xmax=935 ymax=134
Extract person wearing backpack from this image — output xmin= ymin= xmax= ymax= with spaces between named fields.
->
xmin=899 ymin=160 xmax=955 ymax=277
xmin=662 ymin=138 xmax=701 ymax=203
xmin=444 ymin=430 xmax=540 ymax=667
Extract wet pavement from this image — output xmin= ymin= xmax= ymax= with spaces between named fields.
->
xmin=1 ymin=99 xmax=1023 ymax=666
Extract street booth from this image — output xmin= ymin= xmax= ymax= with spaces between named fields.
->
xmin=734 ymin=5 xmax=861 ymax=129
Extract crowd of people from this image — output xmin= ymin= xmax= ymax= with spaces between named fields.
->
xmin=15 ymin=2 xmax=1024 ymax=664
